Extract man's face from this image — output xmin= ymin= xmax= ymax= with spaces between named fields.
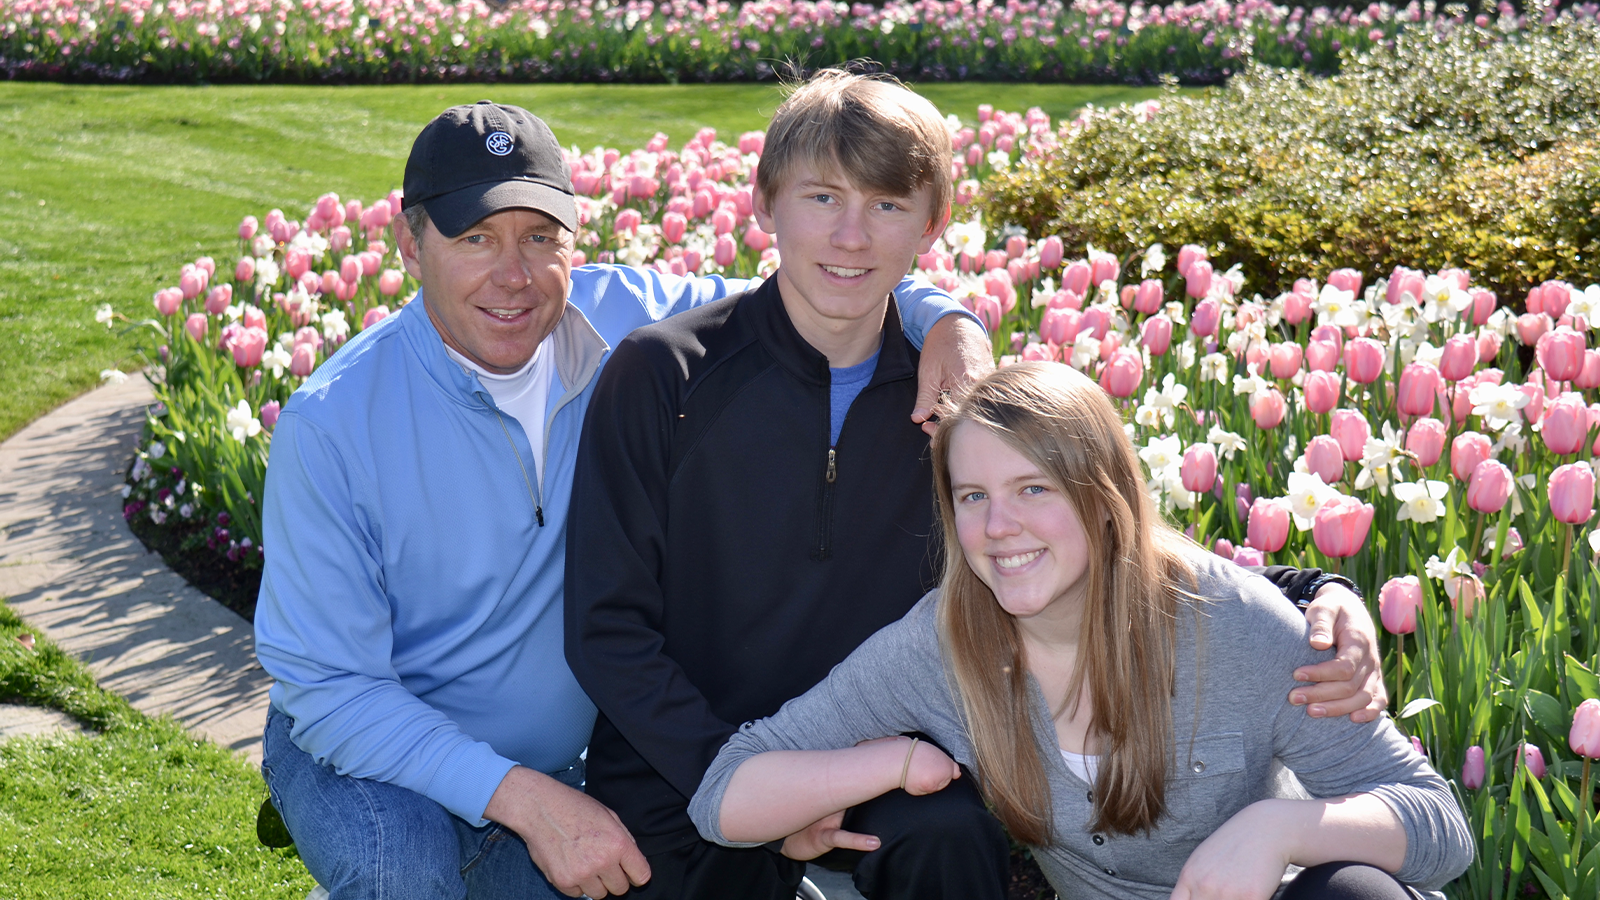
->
xmin=754 ymin=160 xmax=950 ymax=340
xmin=396 ymin=208 xmax=573 ymax=373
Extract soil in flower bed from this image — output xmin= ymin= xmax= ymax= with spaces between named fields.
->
xmin=128 ymin=514 xmax=261 ymax=622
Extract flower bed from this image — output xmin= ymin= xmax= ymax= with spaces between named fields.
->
xmin=105 ymin=90 xmax=1600 ymax=892
xmin=5 ymin=0 xmax=1592 ymax=85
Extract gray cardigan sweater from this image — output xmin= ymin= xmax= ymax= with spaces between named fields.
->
xmin=688 ymin=552 xmax=1473 ymax=898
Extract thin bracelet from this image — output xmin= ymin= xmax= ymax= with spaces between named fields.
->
xmin=899 ymin=737 xmax=920 ymax=792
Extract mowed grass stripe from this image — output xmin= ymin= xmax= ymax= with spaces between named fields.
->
xmin=0 ymin=82 xmax=1165 ymax=442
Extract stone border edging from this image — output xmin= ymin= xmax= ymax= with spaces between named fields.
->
xmin=0 ymin=376 xmax=269 ymax=763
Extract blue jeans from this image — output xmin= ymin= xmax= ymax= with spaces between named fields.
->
xmin=262 ymin=707 xmax=583 ymax=900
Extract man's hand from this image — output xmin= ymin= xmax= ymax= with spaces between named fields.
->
xmin=1291 ymin=584 xmax=1387 ymax=723
xmin=484 ymin=765 xmax=650 ymax=898
xmin=913 ymin=314 xmax=994 ymax=436
xmin=779 ymin=810 xmax=880 ymax=861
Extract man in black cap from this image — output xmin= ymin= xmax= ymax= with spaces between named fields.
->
xmin=253 ymin=100 xmax=993 ymax=900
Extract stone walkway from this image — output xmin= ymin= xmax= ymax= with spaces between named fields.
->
xmin=0 ymin=376 xmax=270 ymax=762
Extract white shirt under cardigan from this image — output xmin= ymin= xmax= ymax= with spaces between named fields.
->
xmin=689 ymin=549 xmax=1474 ymax=900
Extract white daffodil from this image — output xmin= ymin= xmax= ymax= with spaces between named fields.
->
xmin=1134 ymin=404 xmax=1163 ymax=428
xmin=943 ymin=219 xmax=986 ymax=258
xmin=1567 ymin=286 xmax=1600 ymax=329
xmin=1284 ymin=471 xmax=1340 ymax=530
xmin=1208 ymin=426 xmax=1247 ymax=461
xmin=1141 ymin=243 xmax=1167 ymax=276
xmin=1200 ymin=352 xmax=1231 ymax=386
xmin=254 ymin=256 xmax=280 ymax=293
xmin=227 ymin=400 xmax=261 ymax=443
xmin=1030 ymin=277 xmax=1056 ymax=309
xmin=1410 ymin=340 xmax=1443 ymax=370
xmin=100 ymin=368 xmax=129 ymax=384
xmin=1354 ymin=422 xmax=1405 ymax=495
xmin=1172 ymin=338 xmax=1197 ymax=370
xmin=1163 ymin=300 xmax=1188 ymax=325
xmin=986 ymin=149 xmax=1011 ymax=170
xmin=1315 ymin=284 xmax=1355 ymax=327
xmin=287 ymin=228 xmax=330 ymax=261
xmin=1142 ymin=374 xmax=1188 ymax=419
xmin=95 ymin=304 xmax=115 ymax=326
xmin=1069 ymin=332 xmax=1101 ymax=371
xmin=1138 ymin=434 xmax=1184 ymax=481
xmin=1233 ymin=372 xmax=1271 ymax=404
xmin=1469 ymin=382 xmax=1530 ymax=431
xmin=1393 ymin=479 xmax=1450 ymax=524
xmin=1589 ymin=528 xmax=1600 ymax=557
xmin=263 ymin=345 xmax=293 ymax=378
xmin=322 ymin=309 xmax=350 ymax=342
xmin=1424 ymin=546 xmax=1472 ymax=582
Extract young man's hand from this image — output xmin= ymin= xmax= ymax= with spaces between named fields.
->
xmin=913 ymin=314 xmax=994 ymax=436
xmin=484 ymin=765 xmax=651 ymax=898
xmin=1291 ymin=584 xmax=1388 ymax=722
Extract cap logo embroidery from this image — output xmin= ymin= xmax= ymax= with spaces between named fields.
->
xmin=485 ymin=132 xmax=514 ymax=156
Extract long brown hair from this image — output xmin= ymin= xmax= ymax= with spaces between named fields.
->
xmin=930 ymin=362 xmax=1195 ymax=842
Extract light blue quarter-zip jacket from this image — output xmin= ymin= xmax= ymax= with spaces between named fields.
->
xmin=254 ymin=266 xmax=971 ymax=825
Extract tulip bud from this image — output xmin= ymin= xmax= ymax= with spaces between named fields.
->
xmin=152 ymin=287 xmax=183 ymax=317
xmin=1269 ymin=343 xmax=1303 ymax=380
xmin=1411 ymin=736 xmax=1426 ymax=758
xmin=1439 ymin=334 xmax=1477 ymax=382
xmin=1099 ymin=348 xmax=1144 ymax=398
xmin=1190 ymin=298 xmax=1221 ymax=337
xmin=1327 ymin=268 xmax=1362 ymax=296
xmin=1039 ymin=236 xmax=1064 ymax=270
xmin=1302 ymin=370 xmax=1341 ymax=414
xmin=1330 ymin=409 xmax=1371 ymax=462
xmin=260 ymin=400 xmax=281 ymax=430
xmin=205 ymin=284 xmax=233 ymax=317
xmin=1549 ymin=462 xmax=1596 ymax=524
xmin=362 ymin=306 xmax=391 ymax=329
xmin=1176 ymin=244 xmax=1206 ymax=278
xmin=1311 ymin=496 xmax=1374 ymax=558
xmin=1462 ymin=746 xmax=1485 ymax=789
xmin=184 ymin=312 xmax=207 ymax=343
xmin=1466 ymin=460 xmax=1512 ymax=514
xmin=1450 ymin=432 xmax=1492 ymax=482
xmin=1304 ymin=435 xmax=1344 ymax=485
xmin=1343 ymin=338 xmax=1386 ymax=384
xmin=239 ymin=215 xmax=259 ymax=241
xmin=1140 ymin=314 xmax=1172 ymax=356
xmin=1378 ymin=576 xmax=1422 ymax=635
xmin=1542 ymin=394 xmax=1591 ymax=455
xmin=1250 ymin=388 xmax=1287 ymax=430
xmin=1305 ymin=339 xmax=1339 ymax=373
xmin=1521 ymin=743 xmax=1546 ymax=779
xmin=743 ymin=224 xmax=772 ymax=252
xmin=1185 ymin=259 xmax=1213 ymax=299
xmin=1213 ymin=538 xmax=1235 ymax=559
xmin=1231 ymin=546 xmax=1266 ymax=567
xmin=290 ymin=343 xmax=317 ymax=378
xmin=1246 ymin=498 xmax=1290 ymax=553
xmin=1397 ymin=362 xmax=1442 ymax=417
xmin=713 ymin=233 xmax=737 ymax=268
xmin=1572 ymin=698 xmax=1600 ymax=759
xmin=1537 ymin=328 xmax=1586 ymax=382
xmin=378 ymin=270 xmax=405 ymax=296
xmin=1180 ymin=444 xmax=1218 ymax=494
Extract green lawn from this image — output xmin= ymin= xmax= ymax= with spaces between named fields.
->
xmin=0 ymin=81 xmax=1163 ymax=442
xmin=1 ymin=601 xmax=313 ymax=899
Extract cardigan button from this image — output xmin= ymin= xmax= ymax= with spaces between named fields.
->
xmin=1192 ymin=760 xmax=1206 ymax=773
xmin=1092 ymin=834 xmax=1105 ymax=846
xmin=1104 ymin=867 xmax=1117 ymax=877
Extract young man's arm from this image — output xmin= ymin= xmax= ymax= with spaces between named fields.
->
xmin=1252 ymin=566 xmax=1387 ymax=722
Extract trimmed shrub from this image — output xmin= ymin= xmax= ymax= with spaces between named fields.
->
xmin=979 ymin=13 xmax=1600 ymax=301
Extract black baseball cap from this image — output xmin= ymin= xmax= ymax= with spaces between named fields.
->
xmin=402 ymin=101 xmax=577 ymax=238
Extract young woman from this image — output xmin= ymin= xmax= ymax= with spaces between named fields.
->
xmin=687 ymin=362 xmax=1472 ymax=900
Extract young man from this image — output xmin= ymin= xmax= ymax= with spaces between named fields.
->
xmin=253 ymin=100 xmax=991 ymax=900
xmin=564 ymin=71 xmax=1386 ymax=900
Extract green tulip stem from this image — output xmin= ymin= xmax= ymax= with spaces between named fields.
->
xmin=1394 ymin=632 xmax=1404 ymax=721
xmin=1469 ymin=512 xmax=1485 ymax=568
xmin=1562 ymin=525 xmax=1574 ymax=590
xmin=1578 ymin=756 xmax=1593 ymax=865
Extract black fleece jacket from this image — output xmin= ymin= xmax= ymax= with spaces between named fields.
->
xmin=563 ymin=275 xmax=1329 ymax=853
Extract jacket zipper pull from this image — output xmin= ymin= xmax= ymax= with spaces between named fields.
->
xmin=536 ymin=505 xmax=545 ymax=527
xmin=826 ymin=448 xmax=837 ymax=484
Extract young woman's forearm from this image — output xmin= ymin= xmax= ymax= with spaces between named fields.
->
xmin=718 ymin=740 xmax=914 ymax=843
xmin=1269 ymin=794 xmax=1408 ymax=872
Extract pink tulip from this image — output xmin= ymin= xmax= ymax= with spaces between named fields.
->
xmin=1177 ymin=244 xmax=1206 ymax=278
xmin=743 ymin=225 xmax=772 ymax=252
xmin=293 ymin=326 xmax=322 ymax=351
xmin=1471 ymin=289 xmax=1497 ymax=325
xmin=1304 ymin=435 xmax=1344 ymax=485
xmin=285 ymin=248 xmax=311 ymax=281
xmin=1180 ymin=443 xmax=1218 ymax=494
xmin=360 ymin=251 xmax=382 ymax=277
xmin=1575 ymin=350 xmax=1600 ymax=389
xmin=239 ymin=215 xmax=259 ymax=241
xmin=1378 ymin=576 xmax=1422 ymax=635
xmin=1099 ymin=348 xmax=1144 ymax=398
xmin=1543 ymin=394 xmax=1590 ymax=455
xmin=614 ymin=208 xmax=643 ymax=236
xmin=1516 ymin=313 xmax=1552 ymax=347
xmin=1438 ymin=334 xmax=1477 ymax=382
xmin=1550 ymin=462 xmax=1596 ymax=524
xmin=1250 ymin=388 xmax=1287 ymax=430
xmin=1462 ymin=746 xmax=1485 ymax=789
xmin=243 ymin=305 xmax=266 ymax=331
xmin=661 ymin=212 xmax=688 ymax=245
xmin=965 ymin=294 xmax=1002 ymax=333
xmin=205 ymin=284 xmax=233 ymax=317
xmin=1232 ymin=547 xmax=1266 ymax=567
xmin=1330 ymin=409 xmax=1372 ymax=462
xmin=1301 ymin=339 xmax=1335 ymax=373
xmin=230 ymin=326 xmax=268 ymax=368
xmin=1396 ymin=362 xmax=1442 ymax=417
xmin=1522 ymin=743 xmax=1547 ymax=779
xmin=235 ymin=256 xmax=256 ymax=284
xmin=1519 ymin=380 xmax=1546 ymax=423
xmin=1572 ymin=699 xmax=1600 ymax=759
xmin=1406 ymin=418 xmax=1447 ymax=467
xmin=1344 ymin=338 xmax=1386 ymax=384
xmin=1039 ymin=307 xmax=1081 ymax=346
xmin=1540 ymin=281 xmax=1574 ymax=319
xmin=1411 ymin=736 xmax=1426 ymax=758
xmin=152 ymin=287 xmax=183 ymax=317
xmin=1185 ymin=259 xmax=1213 ymax=299
xmin=260 ymin=400 xmax=281 ymax=430
xmin=1140 ymin=315 xmax=1172 ymax=356
xmin=714 ymin=233 xmax=737 ymax=268
xmin=1537 ymin=328 xmax=1586 ymax=382
xmin=1246 ymin=498 xmax=1290 ymax=553
xmin=1304 ymin=370 xmax=1342 ymax=414
xmin=1474 ymin=330 xmax=1501 ymax=365
xmin=1213 ymin=538 xmax=1235 ymax=559
xmin=321 ymin=271 xmax=345 ymax=297
xmin=1466 ymin=460 xmax=1513 ymax=513
xmin=1269 ymin=343 xmax=1303 ymax=380
xmin=289 ymin=343 xmax=317 ymax=378
xmin=1281 ymin=289 xmax=1313 ymax=326
xmin=1039 ymin=236 xmax=1064 ymax=269
xmin=1089 ymin=250 xmax=1119 ymax=287
xmin=195 ymin=256 xmax=216 ymax=278
xmin=362 ymin=306 xmax=391 ymax=329
xmin=1061 ymin=260 xmax=1092 ymax=296
xmin=184 ymin=312 xmax=207 ymax=343
xmin=1449 ymin=432 xmax=1492 ymax=482
xmin=1080 ymin=307 xmax=1111 ymax=340
xmin=379 ymin=270 xmax=405 ymax=296
xmin=1327 ymin=268 xmax=1363 ymax=296
xmin=179 ymin=266 xmax=206 ymax=300
xmin=1388 ymin=268 xmax=1426 ymax=305
xmin=1004 ymin=235 xmax=1027 ymax=259
xmin=1311 ymin=496 xmax=1374 ymax=558
xmin=338 ymin=256 xmax=360 ymax=286
xmin=1190 ymin=298 xmax=1221 ymax=337
xmin=330 ymin=226 xmax=352 ymax=254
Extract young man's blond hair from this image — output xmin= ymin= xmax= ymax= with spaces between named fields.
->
xmin=757 ymin=69 xmax=954 ymax=229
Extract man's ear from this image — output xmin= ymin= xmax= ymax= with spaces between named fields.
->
xmin=395 ymin=219 xmax=425 ymax=280
xmin=918 ymin=201 xmax=953 ymax=256
xmin=751 ymin=185 xmax=778 ymax=235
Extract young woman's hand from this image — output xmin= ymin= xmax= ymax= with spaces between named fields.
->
xmin=1168 ymin=801 xmax=1292 ymax=900
xmin=900 ymin=737 xmax=961 ymax=796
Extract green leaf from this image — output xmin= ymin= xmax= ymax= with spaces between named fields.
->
xmin=1567 ymin=655 xmax=1600 ymax=704
xmin=1398 ymin=697 xmax=1442 ymax=719
xmin=1526 ymin=690 xmax=1571 ymax=741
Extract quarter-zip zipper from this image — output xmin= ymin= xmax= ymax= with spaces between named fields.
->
xmin=815 ymin=359 xmax=838 ymax=561
xmin=491 ymin=406 xmax=545 ymax=527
